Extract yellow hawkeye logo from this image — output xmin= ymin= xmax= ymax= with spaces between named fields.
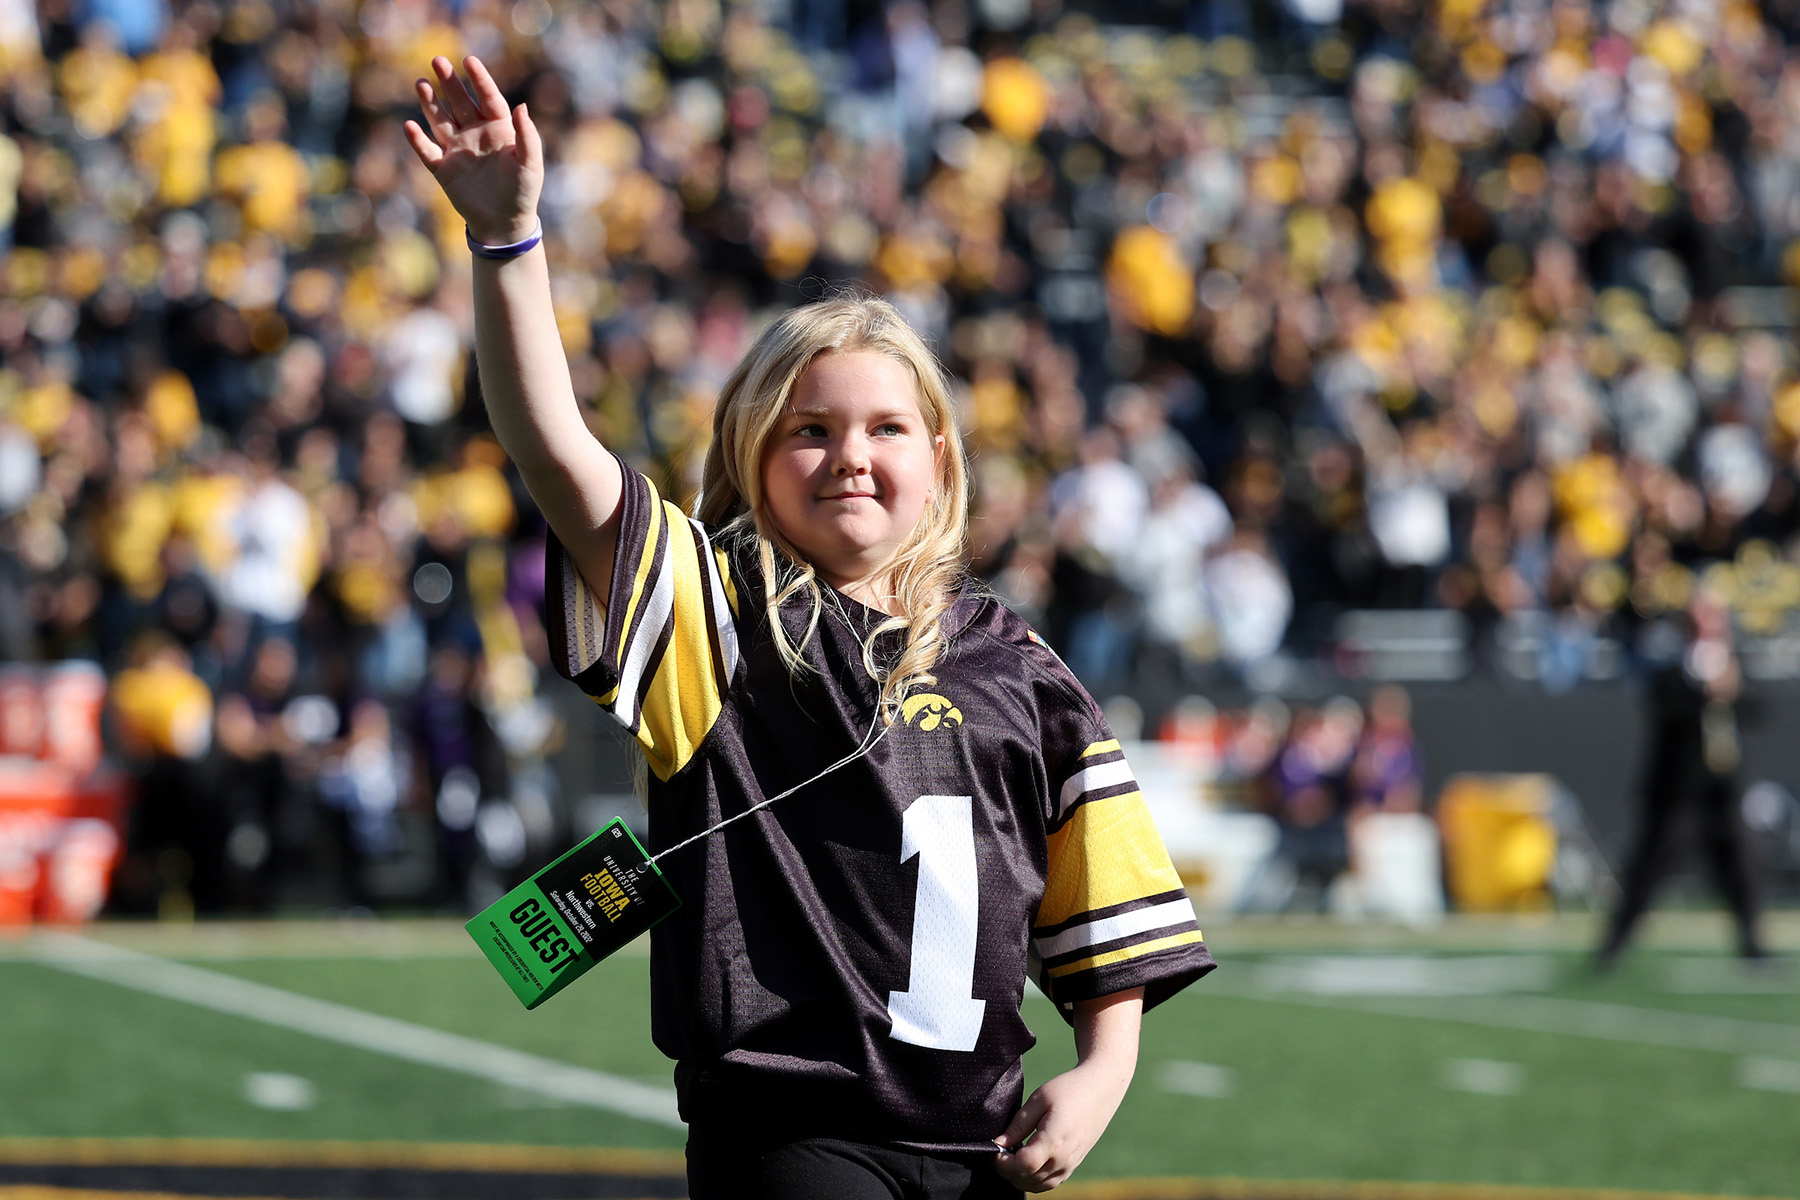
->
xmin=901 ymin=693 xmax=963 ymax=731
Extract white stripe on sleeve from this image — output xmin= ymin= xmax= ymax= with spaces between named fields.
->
xmin=1056 ymin=758 xmax=1137 ymax=819
xmin=611 ymin=533 xmax=676 ymax=730
xmin=1033 ymin=896 xmax=1198 ymax=961
xmin=692 ymin=518 xmax=739 ymax=684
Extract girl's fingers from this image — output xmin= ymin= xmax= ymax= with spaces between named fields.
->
xmin=402 ymin=119 xmax=443 ymax=168
xmin=430 ymin=54 xmax=482 ymax=128
xmin=515 ymin=103 xmax=543 ymax=176
xmin=996 ymin=1090 xmax=1046 ymax=1148
xmin=465 ymin=55 xmax=511 ymax=123
xmin=415 ymin=78 xmax=458 ymax=144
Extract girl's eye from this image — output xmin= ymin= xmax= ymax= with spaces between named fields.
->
xmin=794 ymin=424 xmax=826 ymax=437
xmin=878 ymin=423 xmax=905 ymax=436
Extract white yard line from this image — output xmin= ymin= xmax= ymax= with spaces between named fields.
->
xmin=1157 ymin=1060 xmax=1237 ymax=1098
xmin=1204 ymin=977 xmax=1800 ymax=1058
xmin=1735 ymin=1056 xmax=1800 ymax=1094
xmin=1396 ymin=994 xmax=1800 ymax=1058
xmin=23 ymin=932 xmax=684 ymax=1129
xmin=1440 ymin=1057 xmax=1526 ymax=1096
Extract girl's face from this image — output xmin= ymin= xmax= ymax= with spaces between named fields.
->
xmin=760 ymin=350 xmax=944 ymax=602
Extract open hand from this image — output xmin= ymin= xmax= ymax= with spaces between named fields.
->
xmin=404 ymin=55 xmax=542 ymax=245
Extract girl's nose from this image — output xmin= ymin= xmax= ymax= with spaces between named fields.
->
xmin=833 ymin=436 xmax=870 ymax=475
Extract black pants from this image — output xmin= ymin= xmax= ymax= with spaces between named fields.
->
xmin=1603 ymin=775 xmax=1764 ymax=959
xmin=686 ymin=1126 xmax=1021 ymax=1200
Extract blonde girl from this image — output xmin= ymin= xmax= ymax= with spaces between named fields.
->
xmin=408 ymin=55 xmax=1214 ymax=1199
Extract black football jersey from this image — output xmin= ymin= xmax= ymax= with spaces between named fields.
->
xmin=546 ymin=456 xmax=1215 ymax=1151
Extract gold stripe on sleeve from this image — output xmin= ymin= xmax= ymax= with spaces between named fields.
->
xmin=1044 ymin=929 xmax=1205 ymax=979
xmin=1035 ymin=791 xmax=1184 ymax=929
xmin=1081 ymin=739 xmax=1121 ymax=758
xmin=635 ymin=503 xmax=726 ymax=781
xmin=714 ymin=546 xmax=739 ymax=618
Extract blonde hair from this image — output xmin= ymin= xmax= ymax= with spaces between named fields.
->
xmin=697 ymin=295 xmax=970 ymax=721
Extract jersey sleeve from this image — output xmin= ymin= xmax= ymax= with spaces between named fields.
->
xmin=1029 ymin=684 xmax=1215 ymax=1019
xmin=544 ymin=453 xmax=742 ymax=782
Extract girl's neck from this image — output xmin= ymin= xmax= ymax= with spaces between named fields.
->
xmin=827 ymin=572 xmax=898 ymax=615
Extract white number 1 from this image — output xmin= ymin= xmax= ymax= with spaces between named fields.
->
xmin=887 ymin=794 xmax=987 ymax=1052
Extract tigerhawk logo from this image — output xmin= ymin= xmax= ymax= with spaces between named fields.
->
xmin=901 ymin=693 xmax=963 ymax=731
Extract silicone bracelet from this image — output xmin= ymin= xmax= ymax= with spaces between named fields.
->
xmin=466 ymin=219 xmax=544 ymax=260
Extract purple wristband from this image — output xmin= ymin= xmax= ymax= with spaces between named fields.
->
xmin=466 ymin=219 xmax=543 ymax=260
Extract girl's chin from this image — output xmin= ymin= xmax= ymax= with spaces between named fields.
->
xmin=806 ymin=514 xmax=890 ymax=542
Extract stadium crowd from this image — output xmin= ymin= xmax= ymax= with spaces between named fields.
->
xmin=2 ymin=0 xmax=1799 ymax=910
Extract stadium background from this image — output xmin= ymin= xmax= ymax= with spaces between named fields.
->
xmin=2 ymin=0 xmax=1800 ymax=1195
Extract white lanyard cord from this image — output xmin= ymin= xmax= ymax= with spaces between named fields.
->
xmin=637 ymin=704 xmax=892 ymax=872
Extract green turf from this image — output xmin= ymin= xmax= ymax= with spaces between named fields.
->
xmin=1044 ymin=987 xmax=1799 ymax=1195
xmin=207 ymin=952 xmax=680 ymax=1093
xmin=0 ymin=957 xmax=682 ymax=1148
xmin=3 ymin=937 xmax=1798 ymax=1196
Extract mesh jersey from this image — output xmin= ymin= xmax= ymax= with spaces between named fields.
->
xmin=546 ymin=456 xmax=1215 ymax=1151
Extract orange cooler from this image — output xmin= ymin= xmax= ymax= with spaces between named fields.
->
xmin=0 ymin=706 xmax=129 ymax=926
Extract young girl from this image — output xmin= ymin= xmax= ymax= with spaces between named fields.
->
xmin=407 ymin=55 xmax=1214 ymax=1198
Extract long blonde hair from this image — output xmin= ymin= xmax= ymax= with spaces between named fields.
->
xmin=696 ymin=295 xmax=970 ymax=721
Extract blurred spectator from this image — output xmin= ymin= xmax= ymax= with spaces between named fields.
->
xmin=1207 ymin=527 xmax=1294 ymax=670
xmin=218 ymin=431 xmax=318 ymax=657
xmin=1365 ymin=426 xmax=1453 ymax=607
xmin=212 ymin=635 xmax=307 ymax=910
xmin=1118 ymin=461 xmax=1232 ymax=669
xmin=410 ymin=637 xmax=507 ymax=910
xmin=1047 ymin=428 xmax=1146 ymax=692
xmin=109 ymin=630 xmax=214 ymax=915
xmin=83 ymin=0 xmax=168 ymax=58
xmin=1349 ymin=684 xmax=1421 ymax=817
xmin=1246 ymin=695 xmax=1364 ymax=911
xmin=380 ymin=289 xmax=462 ymax=438
xmin=318 ymin=696 xmax=409 ymax=908
xmin=1599 ymin=591 xmax=1768 ymax=967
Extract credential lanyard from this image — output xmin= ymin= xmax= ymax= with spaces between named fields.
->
xmin=634 ymin=705 xmax=893 ymax=873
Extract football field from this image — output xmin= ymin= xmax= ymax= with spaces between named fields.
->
xmin=2 ymin=914 xmax=1797 ymax=1200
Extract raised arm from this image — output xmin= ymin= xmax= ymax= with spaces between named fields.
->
xmin=404 ymin=55 xmax=623 ymax=604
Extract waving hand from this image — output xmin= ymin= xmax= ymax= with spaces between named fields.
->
xmin=404 ymin=55 xmax=543 ymax=246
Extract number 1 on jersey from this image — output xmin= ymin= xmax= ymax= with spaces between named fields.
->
xmin=887 ymin=794 xmax=987 ymax=1052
